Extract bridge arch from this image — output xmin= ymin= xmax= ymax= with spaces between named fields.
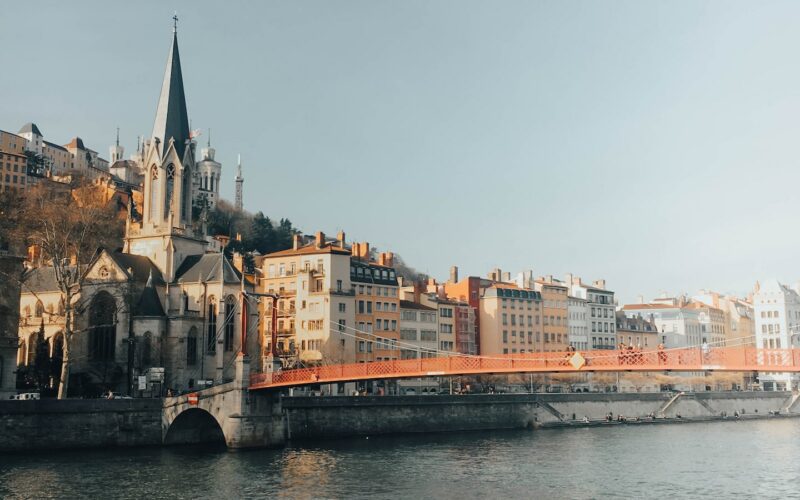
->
xmin=164 ymin=408 xmax=226 ymax=446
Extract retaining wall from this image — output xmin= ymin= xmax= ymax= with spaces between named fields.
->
xmin=283 ymin=391 xmax=795 ymax=440
xmin=0 ymin=399 xmax=162 ymax=452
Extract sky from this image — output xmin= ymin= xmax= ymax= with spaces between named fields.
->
xmin=3 ymin=1 xmax=800 ymax=304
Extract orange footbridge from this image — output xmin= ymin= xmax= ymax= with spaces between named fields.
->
xmin=249 ymin=347 xmax=800 ymax=390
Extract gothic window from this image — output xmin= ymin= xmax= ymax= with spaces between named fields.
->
xmin=88 ymin=291 xmax=116 ymax=362
xmin=224 ymin=296 xmax=236 ymax=352
xmin=140 ymin=331 xmax=153 ymax=368
xmin=27 ymin=333 xmax=37 ymax=366
xmin=149 ymin=165 xmax=159 ymax=221
xmin=51 ymin=333 xmax=64 ymax=383
xmin=187 ymin=326 xmax=198 ymax=366
xmin=165 ymin=164 xmax=175 ymax=217
xmin=57 ymin=298 xmax=65 ymax=316
xmin=207 ymin=298 xmax=217 ymax=353
xmin=17 ymin=339 xmax=26 ymax=366
xmin=181 ymin=167 xmax=191 ymax=220
xmin=34 ymin=301 xmax=44 ymax=318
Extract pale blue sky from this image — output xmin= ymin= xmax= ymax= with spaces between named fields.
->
xmin=3 ymin=1 xmax=800 ymax=303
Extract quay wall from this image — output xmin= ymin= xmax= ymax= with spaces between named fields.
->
xmin=282 ymin=391 xmax=795 ymax=441
xmin=0 ymin=391 xmax=795 ymax=452
xmin=0 ymin=399 xmax=162 ymax=452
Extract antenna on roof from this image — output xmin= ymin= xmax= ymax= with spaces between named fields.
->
xmin=116 ymin=127 xmax=120 ymax=147
xmin=208 ymin=128 xmax=211 ymax=148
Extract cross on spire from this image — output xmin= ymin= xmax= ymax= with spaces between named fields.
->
xmin=173 ymin=12 xmax=178 ymax=33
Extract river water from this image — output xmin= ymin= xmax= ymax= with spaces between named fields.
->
xmin=1 ymin=418 xmax=799 ymax=499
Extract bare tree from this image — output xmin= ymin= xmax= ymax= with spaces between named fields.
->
xmin=11 ymin=179 xmax=123 ymax=398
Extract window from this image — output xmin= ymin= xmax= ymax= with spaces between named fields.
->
xmin=336 ymin=280 xmax=343 ymax=292
xmin=34 ymin=301 xmax=44 ymax=318
xmin=187 ymin=327 xmax=198 ymax=365
xmin=338 ymin=319 xmax=346 ymax=331
xmin=224 ymin=296 xmax=236 ymax=352
xmin=366 ymin=302 xmax=373 ymax=314
xmin=207 ymin=299 xmax=217 ymax=352
xmin=89 ymin=292 xmax=116 ymax=362
xmin=338 ymin=303 xmax=346 ymax=313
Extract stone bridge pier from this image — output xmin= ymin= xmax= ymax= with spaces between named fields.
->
xmin=162 ymin=354 xmax=285 ymax=449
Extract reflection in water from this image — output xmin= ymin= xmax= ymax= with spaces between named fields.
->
xmin=1 ymin=419 xmax=799 ymax=499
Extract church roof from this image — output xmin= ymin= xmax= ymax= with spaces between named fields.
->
xmin=107 ymin=252 xmax=166 ymax=285
xmin=176 ymin=253 xmax=241 ymax=284
xmin=135 ymin=270 xmax=166 ymax=317
xmin=152 ymin=31 xmax=190 ymax=161
xmin=22 ymin=266 xmax=70 ymax=293
xmin=18 ymin=122 xmax=42 ymax=136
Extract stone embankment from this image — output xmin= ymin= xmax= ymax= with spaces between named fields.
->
xmin=0 ymin=391 xmax=796 ymax=452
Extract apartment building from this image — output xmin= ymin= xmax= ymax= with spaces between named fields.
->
xmin=534 ymin=276 xmax=570 ymax=352
xmin=259 ymin=232 xmax=400 ymax=369
xmin=479 ymin=283 xmax=543 ymax=355
xmin=752 ymin=279 xmax=800 ymax=391
xmin=399 ymin=300 xmax=438 ymax=359
xmin=258 ymin=232 xmax=355 ymax=367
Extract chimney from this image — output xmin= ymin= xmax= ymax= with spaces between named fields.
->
xmin=292 ymin=234 xmax=302 ymax=250
xmin=337 ymin=230 xmax=346 ymax=247
xmin=565 ymin=273 xmax=573 ymax=286
xmin=384 ymin=252 xmax=394 ymax=268
xmin=502 ymin=272 xmax=511 ymax=282
xmin=450 ymin=265 xmax=459 ymax=283
xmin=572 ymin=276 xmax=581 ymax=286
xmin=594 ymin=279 xmax=606 ymax=289
xmin=232 ymin=252 xmax=244 ymax=273
xmin=638 ymin=295 xmax=644 ymax=304
xmin=315 ymin=231 xmax=325 ymax=249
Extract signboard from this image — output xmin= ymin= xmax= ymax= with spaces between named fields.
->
xmin=188 ymin=393 xmax=199 ymax=406
xmin=138 ymin=376 xmax=147 ymax=391
xmin=146 ymin=367 xmax=165 ymax=382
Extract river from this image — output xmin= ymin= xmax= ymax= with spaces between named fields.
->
xmin=1 ymin=418 xmax=798 ymax=499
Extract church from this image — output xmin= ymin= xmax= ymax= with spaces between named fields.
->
xmin=17 ymin=22 xmax=258 ymax=396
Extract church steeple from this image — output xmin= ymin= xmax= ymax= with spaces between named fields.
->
xmin=152 ymin=18 xmax=190 ymax=161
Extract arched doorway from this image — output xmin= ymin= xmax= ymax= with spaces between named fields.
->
xmin=164 ymin=408 xmax=225 ymax=445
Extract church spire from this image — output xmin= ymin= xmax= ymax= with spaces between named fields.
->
xmin=152 ymin=16 xmax=190 ymax=161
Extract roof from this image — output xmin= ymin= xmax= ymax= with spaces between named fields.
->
xmin=176 ymin=253 xmax=242 ymax=284
xmin=622 ymin=303 xmax=679 ymax=310
xmin=43 ymin=140 xmax=67 ymax=152
xmin=265 ymin=244 xmax=351 ymax=258
xmin=66 ymin=137 xmax=85 ymax=150
xmin=135 ymin=271 xmax=165 ymax=317
xmin=152 ymin=32 xmax=190 ymax=161
xmin=107 ymin=252 xmax=165 ymax=285
xmin=21 ymin=266 xmax=69 ymax=293
xmin=400 ymin=300 xmax=436 ymax=311
xmin=18 ymin=123 xmax=42 ymax=136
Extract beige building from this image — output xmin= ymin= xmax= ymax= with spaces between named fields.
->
xmin=479 ymin=283 xmax=543 ymax=356
xmin=534 ymin=277 xmax=570 ymax=352
xmin=258 ymin=232 xmax=401 ymax=370
xmin=692 ymin=290 xmax=755 ymax=347
xmin=258 ymin=232 xmax=355 ymax=366
xmin=0 ymin=130 xmax=29 ymax=192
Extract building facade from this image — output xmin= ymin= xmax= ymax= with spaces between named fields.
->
xmin=752 ymin=280 xmax=800 ymax=391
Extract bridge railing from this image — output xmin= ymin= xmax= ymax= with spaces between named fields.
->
xmin=249 ymin=347 xmax=800 ymax=389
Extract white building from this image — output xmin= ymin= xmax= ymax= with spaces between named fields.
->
xmin=752 ymin=280 xmax=800 ymax=391
xmin=567 ymin=295 xmax=589 ymax=350
xmin=564 ymin=275 xmax=615 ymax=350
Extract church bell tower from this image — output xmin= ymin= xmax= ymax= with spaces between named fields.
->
xmin=124 ymin=16 xmax=207 ymax=282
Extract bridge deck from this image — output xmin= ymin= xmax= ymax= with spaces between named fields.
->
xmin=249 ymin=347 xmax=800 ymax=390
